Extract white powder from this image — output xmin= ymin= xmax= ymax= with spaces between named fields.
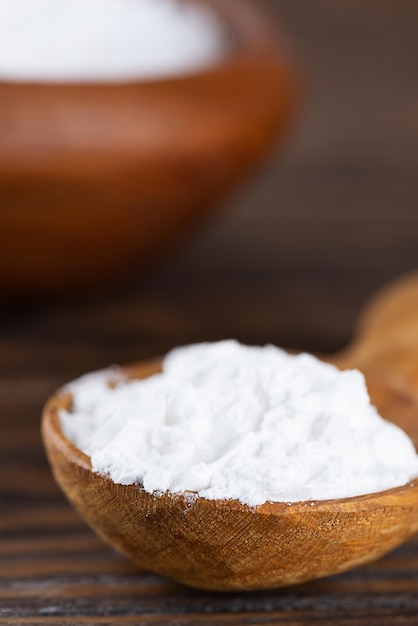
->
xmin=60 ymin=341 xmax=418 ymax=506
xmin=0 ymin=0 xmax=226 ymax=83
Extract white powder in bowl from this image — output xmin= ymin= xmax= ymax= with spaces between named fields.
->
xmin=60 ymin=341 xmax=418 ymax=506
xmin=0 ymin=0 xmax=226 ymax=83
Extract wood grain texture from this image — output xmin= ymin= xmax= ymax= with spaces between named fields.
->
xmin=2 ymin=0 xmax=418 ymax=621
xmin=0 ymin=0 xmax=298 ymax=296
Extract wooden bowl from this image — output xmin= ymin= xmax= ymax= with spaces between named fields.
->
xmin=0 ymin=0 xmax=298 ymax=296
xmin=42 ymin=276 xmax=418 ymax=592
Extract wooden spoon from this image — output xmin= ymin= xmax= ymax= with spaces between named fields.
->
xmin=42 ymin=275 xmax=418 ymax=592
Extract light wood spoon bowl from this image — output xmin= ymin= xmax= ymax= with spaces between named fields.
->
xmin=42 ymin=275 xmax=418 ymax=591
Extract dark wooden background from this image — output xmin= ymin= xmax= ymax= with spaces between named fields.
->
xmin=1 ymin=0 xmax=418 ymax=623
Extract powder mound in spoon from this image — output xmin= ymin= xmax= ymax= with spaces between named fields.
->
xmin=60 ymin=341 xmax=418 ymax=506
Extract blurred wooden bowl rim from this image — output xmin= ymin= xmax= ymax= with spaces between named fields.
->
xmin=0 ymin=0 xmax=300 ymax=296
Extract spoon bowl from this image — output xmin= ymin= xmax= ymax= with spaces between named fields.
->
xmin=42 ymin=275 xmax=418 ymax=591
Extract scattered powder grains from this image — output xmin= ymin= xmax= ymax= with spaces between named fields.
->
xmin=0 ymin=0 xmax=226 ymax=82
xmin=60 ymin=341 xmax=418 ymax=505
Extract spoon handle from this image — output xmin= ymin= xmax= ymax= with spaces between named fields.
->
xmin=351 ymin=273 xmax=418 ymax=357
xmin=337 ymin=273 xmax=418 ymax=444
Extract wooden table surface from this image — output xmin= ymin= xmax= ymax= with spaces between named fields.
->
xmin=1 ymin=0 xmax=418 ymax=623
